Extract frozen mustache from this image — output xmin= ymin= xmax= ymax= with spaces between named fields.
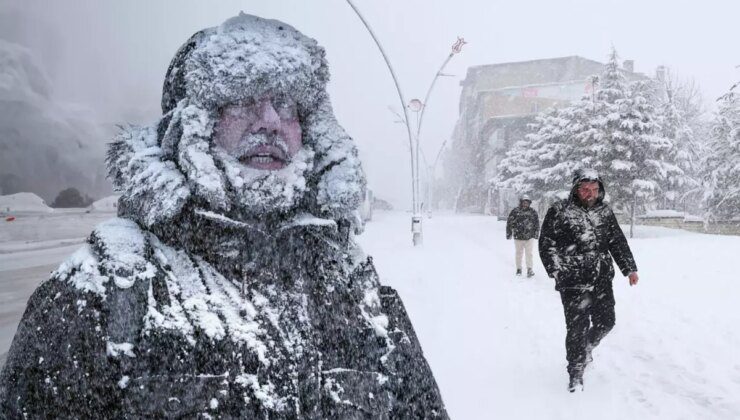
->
xmin=238 ymin=133 xmax=290 ymax=161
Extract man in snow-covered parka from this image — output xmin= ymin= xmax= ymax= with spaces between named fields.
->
xmin=538 ymin=168 xmax=638 ymax=393
xmin=505 ymin=195 xmax=539 ymax=277
xmin=0 ymin=14 xmax=447 ymax=418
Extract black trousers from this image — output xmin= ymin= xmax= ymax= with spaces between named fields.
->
xmin=559 ymin=282 xmax=615 ymax=375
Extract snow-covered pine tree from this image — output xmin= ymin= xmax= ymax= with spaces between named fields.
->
xmin=497 ymin=47 xmax=690 ymax=233
xmin=703 ymin=81 xmax=740 ymax=221
xmin=594 ymin=49 xmax=678 ymax=236
xmin=498 ymin=104 xmax=578 ymax=201
xmin=655 ymin=78 xmax=701 ymax=210
xmin=590 ymin=47 xmax=630 ymax=186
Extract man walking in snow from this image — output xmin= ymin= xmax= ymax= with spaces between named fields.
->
xmin=0 ymin=14 xmax=447 ymax=418
xmin=506 ymin=195 xmax=539 ymax=277
xmin=539 ymin=168 xmax=638 ymax=392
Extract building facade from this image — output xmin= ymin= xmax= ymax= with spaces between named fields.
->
xmin=442 ymin=56 xmax=647 ymax=215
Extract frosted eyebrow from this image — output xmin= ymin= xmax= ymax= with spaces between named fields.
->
xmin=222 ymin=105 xmax=245 ymax=116
xmin=274 ymin=96 xmax=298 ymax=112
xmin=221 ymin=99 xmax=260 ymax=115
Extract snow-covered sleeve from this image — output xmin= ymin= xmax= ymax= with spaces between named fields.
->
xmin=0 ymin=277 xmax=121 ymax=417
xmin=606 ymin=209 xmax=637 ymax=276
xmin=538 ymin=205 xmax=560 ymax=278
xmin=505 ymin=209 xmax=514 ymax=239
xmin=0 ymin=219 xmax=155 ymax=417
xmin=378 ymin=286 xmax=448 ymax=419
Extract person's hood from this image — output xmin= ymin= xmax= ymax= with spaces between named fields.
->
xmin=107 ymin=13 xmax=365 ymax=230
xmin=568 ymin=168 xmax=606 ymax=206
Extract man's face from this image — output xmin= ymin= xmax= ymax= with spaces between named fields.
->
xmin=577 ymin=181 xmax=600 ymax=208
xmin=521 ymin=200 xmax=530 ymax=209
xmin=213 ymin=96 xmax=302 ymax=170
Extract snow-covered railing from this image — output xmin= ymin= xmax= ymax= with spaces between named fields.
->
xmin=635 ymin=210 xmax=740 ymax=236
xmin=638 ymin=209 xmax=685 ymax=219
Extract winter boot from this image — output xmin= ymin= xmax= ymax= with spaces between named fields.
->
xmin=568 ymin=368 xmax=584 ymax=393
xmin=568 ymin=375 xmax=584 ymax=393
xmin=527 ymin=268 xmax=535 ymax=278
xmin=516 ymin=269 xmax=522 ymax=276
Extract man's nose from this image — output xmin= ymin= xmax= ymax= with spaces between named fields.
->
xmin=251 ymin=100 xmax=281 ymax=134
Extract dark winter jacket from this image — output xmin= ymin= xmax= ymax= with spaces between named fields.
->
xmin=538 ymin=173 xmax=637 ymax=291
xmin=0 ymin=14 xmax=447 ymax=419
xmin=506 ymin=207 xmax=540 ymax=240
xmin=0 ymin=217 xmax=446 ymax=419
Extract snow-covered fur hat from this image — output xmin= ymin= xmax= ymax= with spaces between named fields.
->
xmin=108 ymin=13 xmax=365 ymax=228
xmin=519 ymin=194 xmax=532 ymax=203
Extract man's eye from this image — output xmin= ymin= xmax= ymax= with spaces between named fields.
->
xmin=275 ymin=101 xmax=298 ymax=118
xmin=223 ymin=104 xmax=250 ymax=117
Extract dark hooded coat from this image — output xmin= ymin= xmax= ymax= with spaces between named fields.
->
xmin=538 ymin=171 xmax=637 ymax=291
xmin=0 ymin=14 xmax=447 ymax=419
xmin=505 ymin=204 xmax=539 ymax=240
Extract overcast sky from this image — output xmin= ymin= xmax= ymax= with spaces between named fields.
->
xmin=2 ymin=0 xmax=738 ymax=207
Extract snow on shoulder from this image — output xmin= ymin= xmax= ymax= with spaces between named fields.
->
xmin=51 ymin=218 xmax=156 ymax=296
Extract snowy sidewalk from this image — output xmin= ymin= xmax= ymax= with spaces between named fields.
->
xmin=0 ymin=210 xmax=110 ymax=363
xmin=358 ymin=211 xmax=740 ymax=420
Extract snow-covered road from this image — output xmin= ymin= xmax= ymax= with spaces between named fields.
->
xmin=1 ymin=210 xmax=738 ymax=418
xmin=0 ymin=211 xmax=109 ymax=366
xmin=358 ymin=211 xmax=740 ymax=419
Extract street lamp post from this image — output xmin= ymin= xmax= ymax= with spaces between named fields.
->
xmin=409 ymin=38 xmax=465 ymax=232
xmin=346 ymin=0 xmax=465 ymax=245
xmin=406 ymin=98 xmax=424 ymax=244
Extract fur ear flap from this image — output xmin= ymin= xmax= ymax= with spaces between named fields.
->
xmin=107 ymin=124 xmax=191 ymax=227
xmin=302 ymin=98 xmax=365 ymax=228
xmin=174 ymin=103 xmax=230 ymax=214
xmin=159 ymin=108 xmax=181 ymax=159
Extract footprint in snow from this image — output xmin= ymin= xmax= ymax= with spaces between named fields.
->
xmin=629 ymin=388 xmax=660 ymax=415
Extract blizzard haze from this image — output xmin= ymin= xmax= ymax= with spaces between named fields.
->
xmin=0 ymin=0 xmax=738 ymax=207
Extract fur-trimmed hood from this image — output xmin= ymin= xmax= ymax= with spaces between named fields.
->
xmin=568 ymin=168 xmax=606 ymax=206
xmin=107 ymin=13 xmax=365 ymax=230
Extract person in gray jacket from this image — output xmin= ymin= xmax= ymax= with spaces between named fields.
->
xmin=506 ymin=195 xmax=539 ymax=277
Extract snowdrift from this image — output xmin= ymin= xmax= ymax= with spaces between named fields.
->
xmin=89 ymin=195 xmax=119 ymax=213
xmin=0 ymin=192 xmax=53 ymax=213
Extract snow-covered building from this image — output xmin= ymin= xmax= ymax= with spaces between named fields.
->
xmin=443 ymin=55 xmax=652 ymax=214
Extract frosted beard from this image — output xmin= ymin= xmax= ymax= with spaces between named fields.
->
xmin=213 ymin=135 xmax=314 ymax=217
